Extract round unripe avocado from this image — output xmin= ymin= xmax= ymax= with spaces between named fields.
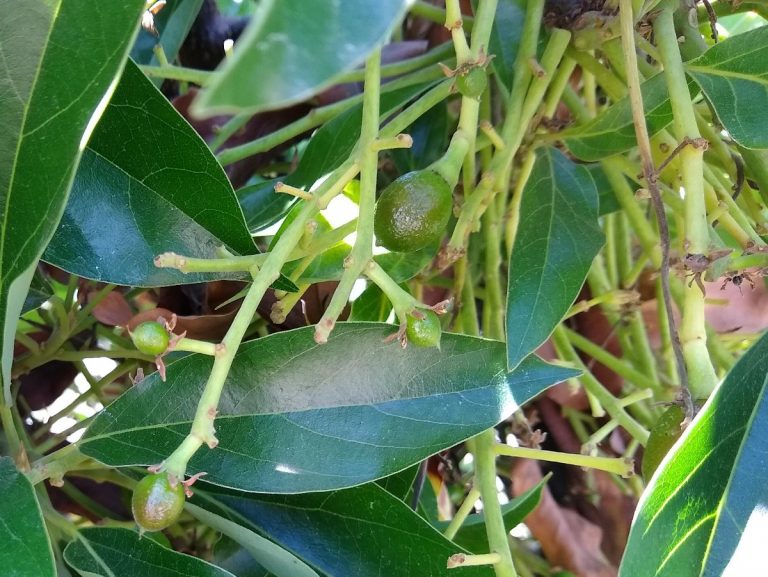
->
xmin=131 ymin=321 xmax=170 ymax=356
xmin=132 ymin=473 xmax=185 ymax=532
xmin=641 ymin=404 xmax=685 ymax=479
xmin=456 ymin=67 xmax=488 ymax=100
xmin=406 ymin=310 xmax=442 ymax=348
xmin=374 ymin=170 xmax=452 ymax=253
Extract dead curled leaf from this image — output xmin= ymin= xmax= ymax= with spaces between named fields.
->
xmin=511 ymin=459 xmax=617 ymax=577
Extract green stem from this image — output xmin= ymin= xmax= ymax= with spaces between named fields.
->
xmin=162 ymin=159 xmax=360 ymax=479
xmin=27 ymin=445 xmax=89 ymax=485
xmin=138 ymin=64 xmax=212 ymax=85
xmin=552 ymin=326 xmax=650 ymax=444
xmin=655 ymin=4 xmax=717 ymax=399
xmin=444 ymin=486 xmax=481 ymax=540
xmin=314 ymin=49 xmax=383 ymax=344
xmin=493 ymin=443 xmax=633 ymax=477
xmin=0 ymin=404 xmax=24 ymax=466
xmin=218 ymin=67 xmax=444 ymax=166
xmin=411 ymin=0 xmax=474 ymax=30
xmin=469 ymin=430 xmax=518 ymax=577
xmin=561 ymin=326 xmax=660 ymax=392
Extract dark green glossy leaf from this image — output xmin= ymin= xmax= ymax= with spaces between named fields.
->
xmin=619 ymin=330 xmax=768 ymax=577
xmin=195 ymin=482 xmax=493 ymax=577
xmin=44 ymin=60 xmax=256 ymax=288
xmin=588 ymin=164 xmax=621 ymax=216
xmin=488 ymin=0 xmax=525 ymax=91
xmin=194 ymin=0 xmax=410 ymax=115
xmin=376 ymin=464 xmax=420 ymax=501
xmin=561 ymin=73 xmax=677 ymax=161
xmin=0 ymin=0 xmax=144 ymax=404
xmin=350 ymin=283 xmax=392 ymax=322
xmin=0 ymin=458 xmax=54 ymax=577
xmin=506 ymin=147 xmax=604 ymax=370
xmin=64 ymin=527 xmax=234 ymax=577
xmin=390 ymin=102 xmax=449 ymax=173
xmin=376 ymin=241 xmax=440 ymax=282
xmin=80 ymin=323 xmax=577 ymax=492
xmin=440 ymin=474 xmax=550 ymax=553
xmin=685 ymin=25 xmax=768 ymax=148
xmin=131 ymin=0 xmax=204 ymax=67
xmin=212 ymin=536 xmax=274 ymax=577
xmin=239 ymin=178 xmax=295 ymax=234
xmin=187 ymin=504 xmax=318 ymax=577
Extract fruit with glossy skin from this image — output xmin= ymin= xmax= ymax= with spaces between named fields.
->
xmin=131 ymin=321 xmax=170 ymax=356
xmin=406 ymin=310 xmax=442 ymax=348
xmin=641 ymin=404 xmax=685 ymax=479
xmin=374 ymin=170 xmax=452 ymax=253
xmin=131 ymin=473 xmax=185 ymax=532
xmin=456 ymin=67 xmax=487 ymax=100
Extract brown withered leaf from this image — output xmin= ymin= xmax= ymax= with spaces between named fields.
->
xmin=90 ymin=291 xmax=134 ymax=327
xmin=511 ymin=459 xmax=617 ymax=577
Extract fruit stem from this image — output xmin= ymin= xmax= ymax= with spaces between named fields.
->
xmin=364 ymin=261 xmax=419 ymax=323
xmin=314 ymin=48 xmax=382 ymax=344
xmin=173 ymin=337 xmax=219 ymax=356
xmin=492 ymin=443 xmax=634 ymax=478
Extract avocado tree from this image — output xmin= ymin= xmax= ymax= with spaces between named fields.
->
xmin=2 ymin=0 xmax=768 ymax=575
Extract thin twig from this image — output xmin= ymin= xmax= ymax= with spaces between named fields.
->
xmin=618 ymin=0 xmax=693 ymax=418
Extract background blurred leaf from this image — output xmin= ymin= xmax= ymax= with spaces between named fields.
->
xmin=0 ymin=458 xmax=55 ymax=577
xmin=194 ymin=0 xmax=410 ymax=115
xmin=506 ymin=147 xmax=604 ymax=370
xmin=80 ymin=323 xmax=577 ymax=492
xmin=0 ymin=0 xmax=144 ymax=404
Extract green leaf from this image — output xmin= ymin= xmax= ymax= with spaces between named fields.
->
xmin=488 ymin=0 xmax=525 ymax=91
xmin=239 ymin=178 xmax=295 ymax=234
xmin=195 ymin=482 xmax=494 ymax=577
xmin=186 ymin=504 xmax=318 ymax=577
xmin=80 ymin=323 xmax=577 ymax=493
xmin=561 ymin=73 xmax=677 ymax=161
xmin=193 ymin=0 xmax=410 ymax=115
xmin=44 ymin=60 xmax=257 ymax=287
xmin=0 ymin=458 xmax=55 ymax=577
xmin=350 ymin=283 xmax=392 ymax=322
xmin=685 ymin=25 xmax=768 ymax=149
xmin=22 ymin=270 xmax=53 ymax=315
xmin=588 ymin=164 xmax=621 ymax=216
xmin=0 ymin=0 xmax=144 ymax=404
xmin=506 ymin=147 xmax=604 ymax=370
xmin=63 ymin=527 xmax=234 ymax=577
xmin=441 ymin=473 xmax=550 ymax=553
xmin=619 ymin=330 xmax=768 ymax=577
